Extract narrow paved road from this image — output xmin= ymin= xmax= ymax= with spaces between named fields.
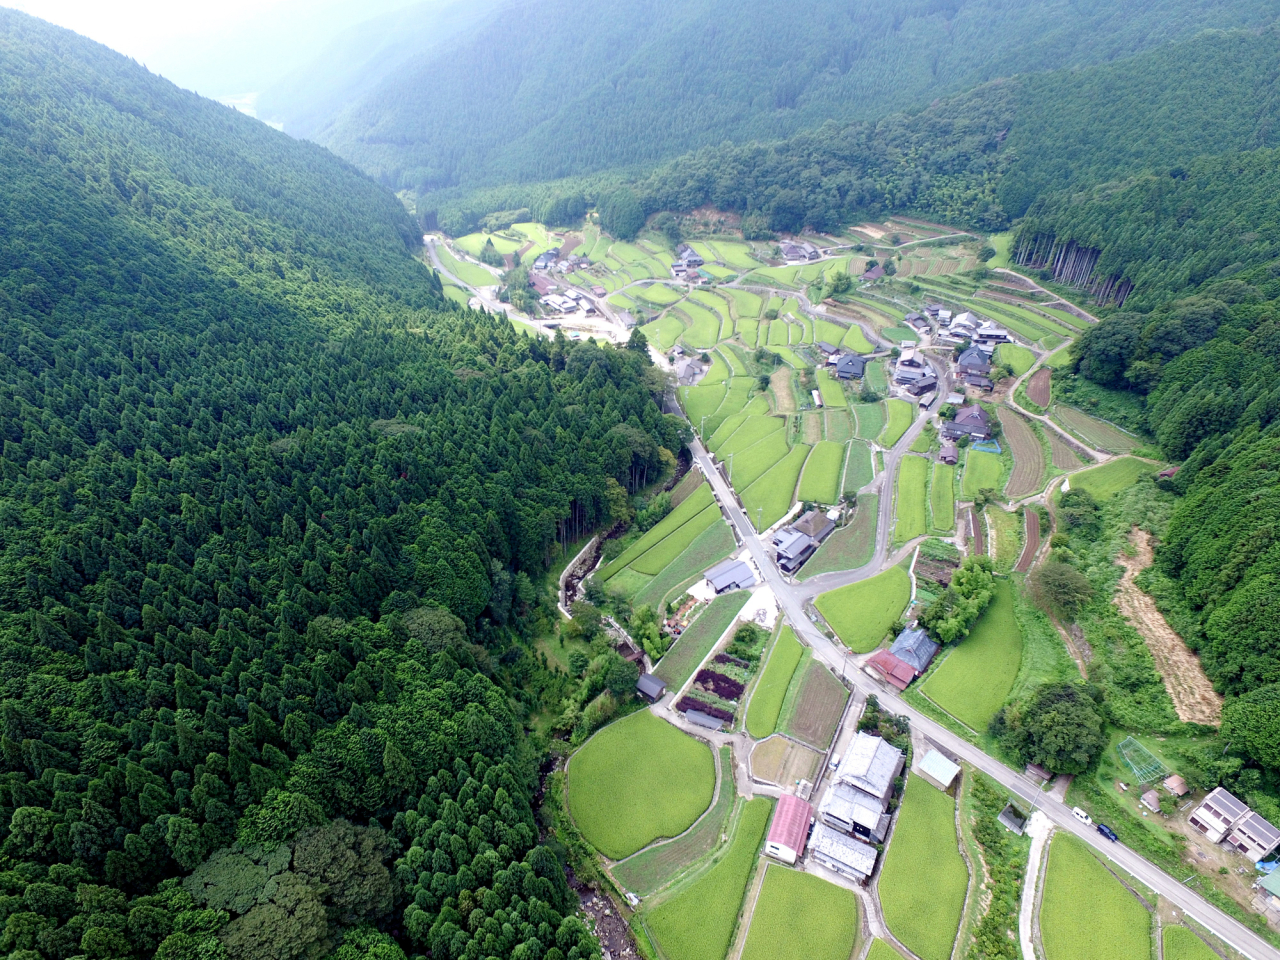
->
xmin=693 ymin=425 xmax=1280 ymax=960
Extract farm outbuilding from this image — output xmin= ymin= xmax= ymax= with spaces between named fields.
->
xmin=1141 ymin=790 xmax=1161 ymax=813
xmin=765 ymin=794 xmax=813 ymax=865
xmin=636 ymin=674 xmax=667 ymax=702
xmin=864 ymin=649 xmax=915 ymax=691
xmin=1164 ymin=774 xmax=1189 ymax=796
xmin=917 ymin=749 xmax=961 ymax=792
xmin=704 ymin=557 xmax=757 ymax=593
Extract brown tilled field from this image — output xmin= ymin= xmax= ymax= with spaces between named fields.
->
xmin=749 ymin=736 xmax=822 ymax=786
xmin=1015 ymin=511 xmax=1040 ymax=572
xmin=1000 ymin=409 xmax=1045 ymax=498
xmin=1026 ymin=368 xmax=1051 ymax=407
xmin=968 ymin=507 xmax=987 ymax=555
xmin=1050 ymin=432 xmax=1084 ymax=470
xmin=782 ymin=662 xmax=849 ymax=749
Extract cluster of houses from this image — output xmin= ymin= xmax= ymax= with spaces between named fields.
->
xmin=763 ymin=732 xmax=908 ymax=882
xmin=672 ymin=244 xmax=707 ymax=280
xmin=1189 ymin=787 xmax=1280 ymax=862
xmin=540 ymin=289 xmax=596 ymax=315
xmin=780 ymin=240 xmax=822 ymax=261
xmin=816 ymin=341 xmax=870 ymax=381
xmin=771 ymin=509 xmax=838 ymax=573
xmin=532 ymin=249 xmax=590 ymax=274
xmin=864 ymin=627 xmax=941 ymax=690
xmin=891 ymin=347 xmax=937 ymax=401
xmin=941 ymin=405 xmax=992 ymax=444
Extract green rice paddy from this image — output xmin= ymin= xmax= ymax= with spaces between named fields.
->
xmin=740 ymin=866 xmax=859 ymax=960
xmin=880 ymin=399 xmax=914 ymax=448
xmin=853 ymin=403 xmax=885 ymax=441
xmin=745 ymin=627 xmax=804 ymax=738
xmin=797 ymin=441 xmax=845 ymax=504
xmin=843 ymin=440 xmax=874 ymax=492
xmin=816 ymin=367 xmax=848 ymax=408
xmin=629 ymin=504 xmax=723 ymax=575
xmin=930 ymin=463 xmax=955 ymax=530
xmin=879 ymin=777 xmax=968 ymax=960
xmin=568 ymin=711 xmax=715 ymax=859
xmin=961 ymin=450 xmax=1004 ymax=499
xmin=815 ymin=566 xmax=911 ymax=652
xmin=920 ymin=580 xmax=1022 ymax=730
xmin=1067 ymin=457 xmax=1154 ymax=499
xmin=646 ymin=798 xmax=773 ymax=960
xmin=743 ymin=445 xmax=811 ymax=530
xmin=997 ymin=343 xmax=1036 ymax=376
xmin=1040 ymin=834 xmax=1151 ymax=960
xmin=599 ymin=484 xmax=713 ymax=579
xmin=894 ymin=456 xmax=928 ymax=544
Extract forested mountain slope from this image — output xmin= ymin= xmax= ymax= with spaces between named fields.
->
xmin=0 ymin=10 xmax=673 ymax=960
xmin=434 ymin=25 xmax=1280 ymax=240
xmin=286 ymin=0 xmax=1279 ymax=194
xmin=1064 ymin=262 xmax=1280 ymax=710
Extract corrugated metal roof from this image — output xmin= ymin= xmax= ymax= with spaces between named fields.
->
xmin=768 ymin=795 xmax=812 ymax=854
xmin=918 ymin=750 xmax=960 ymax=789
xmin=810 ymin=823 xmax=878 ymax=878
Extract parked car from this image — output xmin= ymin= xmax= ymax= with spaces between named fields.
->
xmin=1072 ymin=807 xmax=1093 ymax=826
xmin=1097 ymin=823 xmax=1119 ymax=842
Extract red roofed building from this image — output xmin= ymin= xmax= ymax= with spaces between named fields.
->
xmin=765 ymin=794 xmax=812 ymax=865
xmin=864 ymin=649 xmax=916 ymax=691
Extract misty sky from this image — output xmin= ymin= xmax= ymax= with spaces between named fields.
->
xmin=7 ymin=0 xmax=420 ymax=102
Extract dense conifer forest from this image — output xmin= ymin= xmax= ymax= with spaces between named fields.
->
xmin=280 ymin=0 xmax=1278 ymax=195
xmin=431 ymin=25 xmax=1280 ymax=247
xmin=0 ymin=11 xmax=678 ymax=960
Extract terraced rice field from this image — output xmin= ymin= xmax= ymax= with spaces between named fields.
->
xmin=728 ymin=433 xmax=792 ymax=492
xmin=894 ymin=456 xmax=928 ymax=544
xmin=600 ymin=484 xmax=714 ymax=579
xmin=636 ymin=283 xmax=684 ymax=305
xmin=1050 ymin=432 xmax=1085 ymax=470
xmin=633 ymin=523 xmax=736 ymax=610
xmin=1015 ymin=510 xmax=1040 ymax=572
xmin=629 ymin=504 xmax=722 ymax=574
xmin=1068 ymin=457 xmax=1155 ymax=499
xmin=746 ymin=627 xmax=804 ymax=738
xmin=713 ymin=414 xmax=784 ymax=455
xmin=842 ymin=324 xmax=875 ymax=353
xmin=1040 ymin=834 xmax=1151 ymax=960
xmin=740 ymin=866 xmax=859 ymax=960
xmin=930 ymin=463 xmax=955 ymax=531
xmin=997 ymin=343 xmax=1036 ymax=376
xmin=743 ymin=445 xmax=811 ymax=530
xmin=987 ymin=507 xmax=1021 ymax=573
xmin=962 ymin=450 xmax=1005 ymax=500
xmin=843 ymin=440 xmax=874 ymax=492
xmin=724 ymin=287 xmax=764 ymax=321
xmin=815 ymin=566 xmax=912 ymax=652
xmin=454 ymin=232 xmax=523 ymax=257
xmin=816 ymin=368 xmax=848 ymax=408
xmin=681 ymin=302 xmax=723 ymax=348
xmin=642 ymin=314 xmax=685 ymax=351
xmin=568 ymin=711 xmax=714 ymax=859
xmin=879 ymin=777 xmax=968 ymax=960
xmin=797 ymin=441 xmax=846 ymax=504
xmin=802 ymin=496 xmax=878 ymax=577
xmin=920 ymin=580 xmax=1022 ymax=730
xmin=880 ymin=399 xmax=914 ymax=447
xmin=655 ymin=590 xmax=751 ymax=689
xmin=1000 ymin=409 xmax=1045 ymax=498
xmin=613 ymin=746 xmax=735 ymax=896
xmin=1053 ymin=406 xmax=1143 ymax=454
xmin=645 ymin=798 xmax=773 ymax=960
xmin=683 ymin=383 xmax=728 ymax=435
xmin=853 ymin=403 xmax=886 ymax=441
xmin=436 ymin=245 xmax=498 ymax=287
